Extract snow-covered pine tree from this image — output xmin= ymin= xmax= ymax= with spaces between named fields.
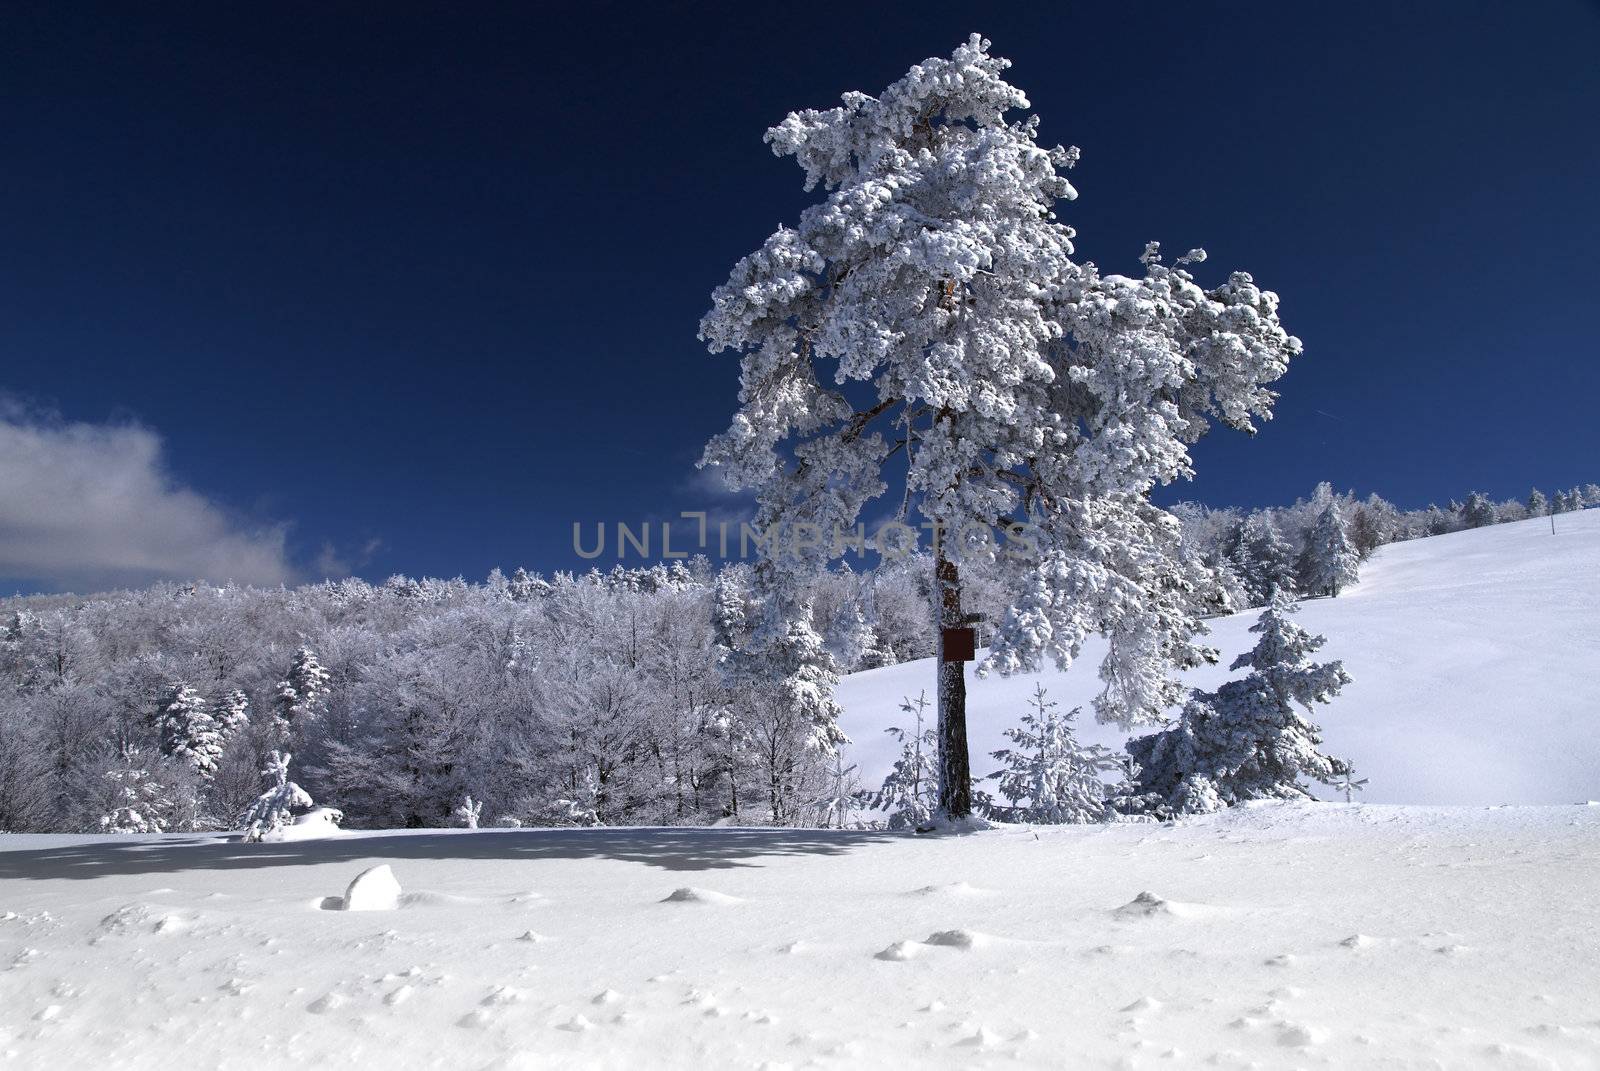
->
xmin=861 ymin=692 xmax=939 ymax=831
xmin=273 ymin=646 xmax=330 ymax=737
xmin=154 ymin=683 xmax=223 ymax=778
xmin=1305 ymin=499 xmax=1360 ymax=597
xmin=713 ymin=571 xmax=850 ymax=824
xmin=1233 ymin=512 xmax=1298 ymax=606
xmin=698 ymin=35 xmax=1301 ymax=820
xmin=213 ymin=688 xmax=251 ymax=742
xmin=1527 ymin=488 xmax=1548 ymax=517
xmin=815 ymin=750 xmax=862 ymax=829
xmin=1460 ymin=492 xmax=1498 ymax=528
xmin=1583 ymin=483 xmax=1600 ymax=508
xmin=454 ymin=794 xmax=482 ymax=829
xmin=1332 ymin=764 xmax=1368 ymax=803
xmin=98 ymin=746 xmax=172 ymax=833
xmin=1130 ymin=590 xmax=1351 ymax=814
xmin=823 ymin=593 xmax=878 ymax=674
xmin=238 ymin=750 xmax=314 ymax=842
xmin=986 ymin=684 xmax=1122 ymax=823
xmin=553 ymin=767 xmax=602 ymax=826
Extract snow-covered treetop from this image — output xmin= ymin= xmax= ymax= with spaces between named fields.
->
xmin=700 ymin=35 xmax=1303 ymax=727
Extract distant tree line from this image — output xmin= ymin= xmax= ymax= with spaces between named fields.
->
xmin=0 ymin=478 xmax=1593 ymax=834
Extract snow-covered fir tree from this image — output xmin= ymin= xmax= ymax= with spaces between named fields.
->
xmin=1460 ymin=492 xmax=1498 ymax=528
xmin=713 ymin=571 xmax=849 ymax=824
xmin=698 ymin=34 xmax=1301 ymax=819
xmin=1527 ymin=488 xmax=1548 ymax=517
xmin=815 ymin=750 xmax=862 ymax=829
xmin=454 ymin=794 xmax=482 ymax=829
xmin=1305 ymin=499 xmax=1360 ymax=597
xmin=273 ymin=646 xmax=330 ymax=738
xmin=154 ymin=683 xmax=223 ymax=778
xmin=212 ymin=688 xmax=251 ymax=742
xmin=1129 ymin=590 xmax=1351 ymax=814
xmin=1332 ymin=764 xmax=1369 ymax=803
xmin=986 ymin=684 xmax=1123 ymax=824
xmin=1233 ymin=512 xmax=1299 ymax=607
xmin=861 ymin=692 xmax=939 ymax=831
xmin=553 ymin=767 xmax=601 ymax=826
xmin=238 ymin=750 xmax=314 ymax=842
xmin=99 ymin=746 xmax=171 ymax=833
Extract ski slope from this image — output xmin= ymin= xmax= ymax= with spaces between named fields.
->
xmin=840 ymin=510 xmax=1600 ymax=805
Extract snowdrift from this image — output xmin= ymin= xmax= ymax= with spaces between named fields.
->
xmin=839 ymin=510 xmax=1600 ymax=805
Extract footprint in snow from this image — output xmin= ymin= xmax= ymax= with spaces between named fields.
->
xmin=954 ymin=1025 xmax=1003 ymax=1048
xmin=661 ymin=887 xmax=742 ymax=905
xmin=906 ymin=882 xmax=993 ymax=898
xmin=307 ymin=992 xmax=348 ymax=1014
xmin=1275 ymin=1021 xmax=1327 ymax=1048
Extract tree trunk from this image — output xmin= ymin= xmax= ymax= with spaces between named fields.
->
xmin=934 ymin=550 xmax=972 ymax=818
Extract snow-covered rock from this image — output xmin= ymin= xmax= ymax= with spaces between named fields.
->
xmin=341 ymin=864 xmax=401 ymax=911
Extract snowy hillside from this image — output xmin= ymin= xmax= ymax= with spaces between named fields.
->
xmin=2 ymin=805 xmax=1597 ymax=1069
xmin=840 ymin=510 xmax=1600 ymax=806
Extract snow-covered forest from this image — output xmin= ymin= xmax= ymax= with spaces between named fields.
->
xmin=3 ymin=480 xmax=1591 ymax=835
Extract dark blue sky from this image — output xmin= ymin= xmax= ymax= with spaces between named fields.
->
xmin=2 ymin=2 xmax=1597 ymax=591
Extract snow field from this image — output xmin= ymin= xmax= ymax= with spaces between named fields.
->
xmin=3 ymin=803 xmax=1599 ymax=1069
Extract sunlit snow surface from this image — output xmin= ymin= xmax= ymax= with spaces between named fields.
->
xmin=2 ymin=806 xmax=1599 ymax=1067
xmin=841 ymin=509 xmax=1600 ymax=805
xmin=2 ymin=514 xmax=1597 ymax=1068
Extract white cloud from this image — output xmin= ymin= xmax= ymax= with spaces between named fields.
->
xmin=0 ymin=405 xmax=296 ymax=592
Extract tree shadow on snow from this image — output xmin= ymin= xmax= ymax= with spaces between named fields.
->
xmin=0 ymin=826 xmax=896 ymax=882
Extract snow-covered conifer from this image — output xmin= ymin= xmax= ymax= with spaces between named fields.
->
xmin=454 ymin=794 xmax=482 ymax=829
xmin=1527 ymin=488 xmax=1548 ymax=517
xmin=815 ymin=750 xmax=862 ymax=829
xmin=213 ymin=689 xmax=251 ymax=742
xmin=238 ymin=750 xmax=314 ymax=842
xmin=986 ymin=684 xmax=1122 ymax=823
xmin=1460 ymin=492 xmax=1498 ymax=528
xmin=1332 ymin=764 xmax=1368 ymax=803
xmin=99 ymin=747 xmax=172 ymax=833
xmin=553 ymin=768 xmax=602 ymax=826
xmin=1305 ymin=500 xmax=1360 ymax=597
xmin=861 ymin=692 xmax=939 ymax=831
xmin=698 ymin=35 xmax=1301 ymax=819
xmin=1130 ymin=591 xmax=1350 ymax=813
xmin=154 ymin=683 xmax=223 ymax=777
xmin=1233 ymin=513 xmax=1298 ymax=606
xmin=823 ymin=595 xmax=878 ymax=674
xmin=1583 ymin=483 xmax=1600 ymax=508
xmin=273 ymin=646 xmax=330 ymax=737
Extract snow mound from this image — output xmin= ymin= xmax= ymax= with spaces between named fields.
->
xmin=923 ymin=929 xmax=990 ymax=950
xmin=906 ymin=881 xmax=992 ymax=898
xmin=1113 ymin=891 xmax=1208 ymax=920
xmin=660 ymin=887 xmax=742 ymax=905
xmin=874 ymin=940 xmax=921 ymax=961
xmin=340 ymin=864 xmax=401 ymax=912
xmin=259 ymin=807 xmax=345 ymax=843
